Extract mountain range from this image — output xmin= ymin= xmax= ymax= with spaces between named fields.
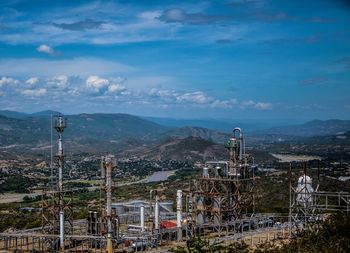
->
xmin=0 ymin=110 xmax=349 ymax=160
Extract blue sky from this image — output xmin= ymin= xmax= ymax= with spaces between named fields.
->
xmin=0 ymin=0 xmax=349 ymax=120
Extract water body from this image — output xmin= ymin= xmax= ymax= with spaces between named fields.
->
xmin=147 ymin=170 xmax=176 ymax=183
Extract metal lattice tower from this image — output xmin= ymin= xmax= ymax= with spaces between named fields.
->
xmin=41 ymin=114 xmax=73 ymax=252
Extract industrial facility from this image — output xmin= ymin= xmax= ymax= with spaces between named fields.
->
xmin=0 ymin=114 xmax=349 ymax=252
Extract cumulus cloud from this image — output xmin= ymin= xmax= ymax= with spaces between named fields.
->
xmin=108 ymin=84 xmax=126 ymax=94
xmin=37 ymin=44 xmax=55 ymax=55
xmin=177 ymin=91 xmax=213 ymax=104
xmin=26 ymin=77 xmax=39 ymax=86
xmin=0 ymin=76 xmax=19 ymax=87
xmin=241 ymin=100 xmax=272 ymax=110
xmin=86 ymin=75 xmax=109 ymax=91
xmin=46 ymin=75 xmax=72 ymax=91
xmin=149 ymin=89 xmax=214 ymax=105
xmin=21 ymin=88 xmax=47 ymax=97
xmin=85 ymin=75 xmax=128 ymax=96
xmin=0 ymin=74 xmax=273 ymax=111
xmin=254 ymin=102 xmax=272 ymax=110
xmin=159 ymin=8 xmax=229 ymax=25
xmin=148 ymin=88 xmax=271 ymax=109
xmin=211 ymin=99 xmax=237 ymax=109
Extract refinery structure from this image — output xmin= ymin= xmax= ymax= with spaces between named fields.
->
xmin=0 ymin=114 xmax=349 ymax=252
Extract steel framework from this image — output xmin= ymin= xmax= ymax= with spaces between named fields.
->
xmin=41 ymin=114 xmax=73 ymax=251
xmin=289 ymin=162 xmax=350 ymax=234
xmin=194 ymin=128 xmax=255 ymax=232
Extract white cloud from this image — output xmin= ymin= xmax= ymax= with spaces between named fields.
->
xmin=241 ymin=100 xmax=272 ymax=110
xmin=108 ymin=84 xmax=126 ymax=94
xmin=254 ymin=102 xmax=272 ymax=110
xmin=149 ymin=88 xmax=178 ymax=100
xmin=37 ymin=44 xmax=54 ymax=55
xmin=0 ymin=76 xmax=19 ymax=87
xmin=21 ymin=88 xmax=47 ymax=97
xmin=0 ymin=74 xmax=273 ymax=112
xmin=46 ymin=75 xmax=69 ymax=89
xmin=211 ymin=99 xmax=237 ymax=109
xmin=149 ymin=89 xmax=213 ymax=106
xmin=25 ymin=77 xmax=39 ymax=86
xmin=0 ymin=58 xmax=134 ymax=77
xmin=86 ymin=75 xmax=109 ymax=91
xmin=177 ymin=91 xmax=213 ymax=104
xmin=241 ymin=100 xmax=256 ymax=107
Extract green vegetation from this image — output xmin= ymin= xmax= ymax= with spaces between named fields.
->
xmin=0 ymin=175 xmax=35 ymax=193
xmin=0 ymin=213 xmax=41 ymax=232
xmin=170 ymin=214 xmax=350 ymax=253
xmin=23 ymin=195 xmax=41 ymax=203
xmin=170 ymin=238 xmax=249 ymax=253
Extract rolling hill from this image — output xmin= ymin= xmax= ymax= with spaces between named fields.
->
xmin=131 ymin=136 xmax=227 ymax=161
xmin=161 ymin=126 xmax=229 ymax=143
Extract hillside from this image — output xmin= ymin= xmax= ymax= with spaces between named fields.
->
xmin=0 ymin=113 xmax=170 ymax=149
xmin=131 ymin=136 xmax=227 ymax=161
xmin=161 ymin=126 xmax=229 ymax=143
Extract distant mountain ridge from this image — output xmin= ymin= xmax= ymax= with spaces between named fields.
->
xmin=253 ymin=119 xmax=350 ymax=137
xmin=0 ymin=110 xmax=61 ymax=119
xmin=0 ymin=113 xmax=171 ymax=147
xmin=0 ymin=111 xmax=349 ymax=157
xmin=143 ymin=116 xmax=298 ymax=133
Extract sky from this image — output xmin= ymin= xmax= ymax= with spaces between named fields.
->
xmin=0 ymin=0 xmax=349 ymax=121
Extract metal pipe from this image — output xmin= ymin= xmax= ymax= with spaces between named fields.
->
xmin=176 ymin=190 xmax=182 ymax=241
xmin=233 ymin=127 xmax=243 ymax=161
xmin=140 ymin=205 xmax=145 ymax=232
xmin=149 ymin=190 xmax=154 ymax=228
xmin=155 ymin=195 xmax=160 ymax=230
xmin=59 ymin=211 xmax=64 ymax=252
xmin=106 ymin=164 xmax=112 ymax=234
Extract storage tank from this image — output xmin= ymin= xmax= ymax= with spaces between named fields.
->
xmin=296 ymin=174 xmax=314 ymax=207
xmin=203 ymin=167 xmax=209 ymax=178
xmin=196 ymin=196 xmax=205 ymax=225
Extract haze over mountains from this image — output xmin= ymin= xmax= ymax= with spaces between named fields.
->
xmin=0 ymin=110 xmax=349 ymax=159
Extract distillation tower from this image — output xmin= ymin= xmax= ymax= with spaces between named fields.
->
xmin=195 ymin=127 xmax=254 ymax=232
xmin=100 ymin=155 xmax=118 ymax=253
